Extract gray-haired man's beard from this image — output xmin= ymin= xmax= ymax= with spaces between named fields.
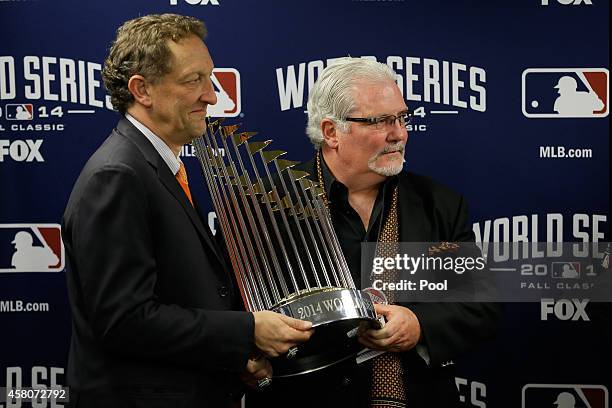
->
xmin=367 ymin=142 xmax=406 ymax=177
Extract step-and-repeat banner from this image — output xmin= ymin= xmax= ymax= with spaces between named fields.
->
xmin=0 ymin=1 xmax=609 ymax=407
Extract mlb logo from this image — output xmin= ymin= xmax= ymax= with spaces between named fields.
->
xmin=551 ymin=262 xmax=581 ymax=279
xmin=0 ymin=224 xmax=64 ymax=273
xmin=522 ymin=384 xmax=608 ymax=407
xmin=522 ymin=68 xmax=609 ymax=118
xmin=4 ymin=103 xmax=34 ymax=121
xmin=208 ymin=68 xmax=241 ymax=118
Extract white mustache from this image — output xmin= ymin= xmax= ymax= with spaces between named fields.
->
xmin=376 ymin=142 xmax=405 ymax=158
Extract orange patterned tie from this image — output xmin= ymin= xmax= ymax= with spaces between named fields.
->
xmin=370 ymin=187 xmax=407 ymax=408
xmin=315 ymin=150 xmax=406 ymax=407
xmin=176 ymin=162 xmax=194 ymax=206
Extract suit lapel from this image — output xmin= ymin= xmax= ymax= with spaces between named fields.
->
xmin=116 ymin=118 xmax=227 ymax=269
xmin=156 ymin=159 xmax=226 ymax=265
xmin=398 ymin=175 xmax=432 ymax=242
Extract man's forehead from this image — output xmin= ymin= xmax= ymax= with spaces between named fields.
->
xmin=166 ymin=36 xmax=214 ymax=75
xmin=350 ymin=79 xmax=407 ymax=114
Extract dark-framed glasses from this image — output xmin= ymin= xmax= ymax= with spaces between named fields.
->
xmin=344 ymin=110 xmax=412 ymax=130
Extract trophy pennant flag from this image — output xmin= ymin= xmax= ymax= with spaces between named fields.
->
xmin=193 ymin=119 xmax=380 ymax=376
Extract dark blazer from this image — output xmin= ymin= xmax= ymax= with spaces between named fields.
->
xmin=248 ymin=159 xmax=501 ymax=408
xmin=62 ymin=118 xmax=254 ymax=408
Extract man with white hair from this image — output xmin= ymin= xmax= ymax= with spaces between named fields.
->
xmin=249 ymin=57 xmax=501 ymax=408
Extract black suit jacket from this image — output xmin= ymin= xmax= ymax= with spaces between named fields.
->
xmin=394 ymin=170 xmax=501 ymax=368
xmin=62 ymin=118 xmax=254 ymax=408
xmin=248 ymin=159 xmax=501 ymax=408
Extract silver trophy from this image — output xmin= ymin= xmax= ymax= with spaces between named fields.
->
xmin=193 ymin=120 xmax=380 ymax=376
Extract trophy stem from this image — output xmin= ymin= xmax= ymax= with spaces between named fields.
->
xmin=212 ymin=133 xmax=275 ymax=308
xmin=193 ymin=133 xmax=261 ymax=310
xmin=277 ymin=163 xmax=334 ymax=288
xmin=225 ymin=135 xmax=292 ymax=299
xmin=255 ymin=148 xmax=313 ymax=291
xmin=310 ymin=195 xmax=355 ymax=289
xmin=267 ymin=157 xmax=323 ymax=289
xmin=290 ymin=173 xmax=343 ymax=288
xmin=205 ymin=127 xmax=275 ymax=309
xmin=244 ymin=141 xmax=310 ymax=293
xmin=218 ymin=127 xmax=283 ymax=304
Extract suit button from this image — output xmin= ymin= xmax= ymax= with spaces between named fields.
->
xmin=341 ymin=376 xmax=351 ymax=387
xmin=218 ymin=286 xmax=229 ymax=297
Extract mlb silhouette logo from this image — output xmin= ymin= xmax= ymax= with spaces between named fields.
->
xmin=4 ymin=103 xmax=34 ymax=120
xmin=0 ymin=224 xmax=64 ymax=273
xmin=522 ymin=68 xmax=609 ymax=118
xmin=522 ymin=384 xmax=608 ymax=408
xmin=207 ymin=68 xmax=241 ymax=118
xmin=551 ymin=262 xmax=581 ymax=279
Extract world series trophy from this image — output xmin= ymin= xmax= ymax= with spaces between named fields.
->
xmin=192 ymin=119 xmax=381 ymax=377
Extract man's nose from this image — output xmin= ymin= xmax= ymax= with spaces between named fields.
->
xmin=388 ymin=119 xmax=408 ymax=142
xmin=201 ymin=77 xmax=218 ymax=106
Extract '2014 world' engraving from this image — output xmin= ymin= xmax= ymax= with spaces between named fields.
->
xmin=297 ymin=298 xmax=344 ymax=319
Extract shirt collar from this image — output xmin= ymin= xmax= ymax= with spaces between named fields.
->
xmin=318 ymin=151 xmax=336 ymax=201
xmin=125 ymin=113 xmax=182 ymax=176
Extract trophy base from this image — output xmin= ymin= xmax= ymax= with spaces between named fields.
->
xmin=270 ymin=287 xmax=380 ymax=377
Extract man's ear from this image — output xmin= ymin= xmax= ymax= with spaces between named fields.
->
xmin=321 ymin=118 xmax=341 ymax=149
xmin=127 ymin=75 xmax=152 ymax=108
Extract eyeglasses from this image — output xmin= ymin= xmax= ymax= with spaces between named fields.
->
xmin=344 ymin=110 xmax=412 ymax=130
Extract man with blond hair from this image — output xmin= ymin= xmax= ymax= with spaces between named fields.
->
xmin=63 ymin=14 xmax=312 ymax=408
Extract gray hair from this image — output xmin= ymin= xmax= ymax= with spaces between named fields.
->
xmin=305 ymin=57 xmax=398 ymax=148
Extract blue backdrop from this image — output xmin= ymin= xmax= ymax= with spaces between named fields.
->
xmin=1 ymin=1 xmax=609 ymax=407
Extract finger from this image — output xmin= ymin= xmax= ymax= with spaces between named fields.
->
xmin=356 ymin=321 xmax=371 ymax=335
xmin=372 ymin=336 xmax=393 ymax=349
xmin=277 ymin=341 xmax=300 ymax=355
xmin=364 ymin=328 xmax=396 ymax=347
xmin=375 ymin=309 xmax=405 ymax=333
xmin=358 ymin=336 xmax=388 ymax=351
xmin=286 ymin=327 xmax=314 ymax=343
xmin=264 ymin=348 xmax=280 ymax=358
xmin=357 ymin=336 xmax=378 ymax=350
xmin=282 ymin=340 xmax=304 ymax=354
xmin=358 ymin=329 xmax=384 ymax=345
xmin=252 ymin=367 xmax=269 ymax=380
xmin=269 ymin=328 xmax=314 ymax=356
xmin=248 ymin=358 xmax=269 ymax=374
xmin=245 ymin=361 xmax=256 ymax=374
xmin=280 ymin=314 xmax=313 ymax=330
xmin=257 ymin=365 xmax=273 ymax=380
xmin=374 ymin=303 xmax=392 ymax=316
xmin=255 ymin=358 xmax=272 ymax=372
xmin=365 ymin=327 xmax=392 ymax=340
xmin=387 ymin=328 xmax=418 ymax=351
xmin=383 ymin=333 xmax=403 ymax=350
